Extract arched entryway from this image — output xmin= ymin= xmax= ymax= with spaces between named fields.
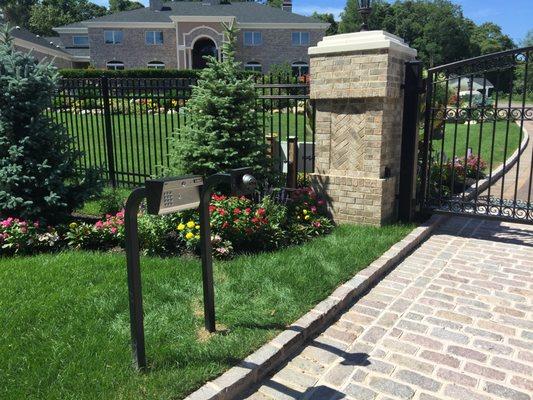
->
xmin=192 ymin=38 xmax=217 ymax=69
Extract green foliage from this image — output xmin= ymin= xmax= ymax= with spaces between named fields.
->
xmin=108 ymin=0 xmax=143 ymax=12
xmin=267 ymin=62 xmax=292 ymax=78
xmin=311 ymin=12 xmax=338 ymax=36
xmin=167 ymin=23 xmax=267 ymax=178
xmin=523 ymin=29 xmax=533 ymax=47
xmin=28 ymin=0 xmax=107 ymax=36
xmin=97 ymin=188 xmax=124 ymax=215
xmin=0 ymin=26 xmax=99 ymax=223
xmin=0 ymin=0 xmax=36 ymax=28
xmin=339 ymin=0 xmax=512 ymax=68
xmin=58 ymin=68 xmax=199 ymax=78
xmin=469 ymin=22 xmax=515 ymax=56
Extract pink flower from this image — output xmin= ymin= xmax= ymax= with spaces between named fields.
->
xmin=310 ymin=206 xmax=317 ymax=213
xmin=317 ymin=199 xmax=325 ymax=206
xmin=95 ymin=221 xmax=104 ymax=229
xmin=1 ymin=218 xmax=14 ymax=228
xmin=110 ymin=227 xmax=117 ymax=234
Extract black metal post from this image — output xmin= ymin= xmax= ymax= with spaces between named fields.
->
xmin=101 ymin=76 xmax=117 ymax=188
xmin=199 ymin=173 xmax=230 ymax=333
xmin=398 ymin=61 xmax=423 ymax=222
xmin=124 ymin=187 xmax=147 ymax=370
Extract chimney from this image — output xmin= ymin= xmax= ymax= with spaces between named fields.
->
xmin=282 ymin=0 xmax=292 ymax=12
xmin=149 ymin=0 xmax=163 ymax=11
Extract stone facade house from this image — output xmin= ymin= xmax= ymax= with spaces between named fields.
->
xmin=52 ymin=0 xmax=328 ymax=73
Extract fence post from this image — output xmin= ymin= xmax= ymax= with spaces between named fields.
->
xmin=101 ymin=76 xmax=117 ymax=188
xmin=398 ymin=61 xmax=423 ymax=222
xmin=287 ymin=137 xmax=298 ymax=188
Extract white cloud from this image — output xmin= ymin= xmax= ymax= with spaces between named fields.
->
xmin=293 ymin=5 xmax=344 ymax=20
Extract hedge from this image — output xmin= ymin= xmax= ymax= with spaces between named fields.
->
xmin=58 ymin=68 xmax=200 ymax=79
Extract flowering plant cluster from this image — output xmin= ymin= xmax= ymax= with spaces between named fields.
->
xmin=1 ymin=187 xmax=334 ymax=258
xmin=0 ymin=218 xmax=59 ymax=255
xmin=430 ymin=154 xmax=488 ymax=196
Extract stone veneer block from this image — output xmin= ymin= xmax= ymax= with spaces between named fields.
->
xmin=307 ymin=30 xmax=417 ymax=225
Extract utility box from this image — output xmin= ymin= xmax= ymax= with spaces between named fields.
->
xmin=145 ymin=175 xmax=203 ymax=215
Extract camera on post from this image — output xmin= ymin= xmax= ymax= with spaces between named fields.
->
xmin=145 ymin=175 xmax=203 ymax=215
xmin=229 ymin=167 xmax=257 ymax=195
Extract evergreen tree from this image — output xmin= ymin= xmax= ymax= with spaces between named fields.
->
xmin=0 ymin=25 xmax=98 ymax=223
xmin=167 ymin=23 xmax=267 ymax=178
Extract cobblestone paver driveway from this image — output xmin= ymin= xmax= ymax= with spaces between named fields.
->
xmin=242 ymin=217 xmax=533 ymax=400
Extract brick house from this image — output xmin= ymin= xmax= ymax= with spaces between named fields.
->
xmin=52 ymin=0 xmax=328 ymax=73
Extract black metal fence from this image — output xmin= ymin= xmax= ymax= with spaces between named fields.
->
xmin=419 ymin=46 xmax=533 ymax=223
xmin=47 ymin=75 xmax=315 ymax=187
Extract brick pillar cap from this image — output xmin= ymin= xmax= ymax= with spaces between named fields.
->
xmin=309 ymin=30 xmax=417 ymax=58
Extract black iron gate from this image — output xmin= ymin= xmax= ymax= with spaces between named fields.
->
xmin=417 ymin=46 xmax=533 ymax=224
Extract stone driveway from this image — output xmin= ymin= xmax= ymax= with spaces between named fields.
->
xmin=241 ymin=217 xmax=533 ymax=400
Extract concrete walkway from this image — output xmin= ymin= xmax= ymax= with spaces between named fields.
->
xmin=241 ymin=217 xmax=533 ymax=400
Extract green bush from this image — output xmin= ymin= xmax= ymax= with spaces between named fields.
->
xmin=166 ymin=23 xmax=267 ymax=178
xmin=59 ymin=68 xmax=199 ymax=79
xmin=0 ymin=26 xmax=99 ymax=223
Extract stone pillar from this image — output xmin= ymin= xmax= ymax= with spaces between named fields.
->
xmin=308 ymin=31 xmax=417 ymax=225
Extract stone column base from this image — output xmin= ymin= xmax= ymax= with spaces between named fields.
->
xmin=311 ymin=173 xmax=397 ymax=225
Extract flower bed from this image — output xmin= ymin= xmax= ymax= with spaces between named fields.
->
xmin=1 ymin=188 xmax=333 ymax=258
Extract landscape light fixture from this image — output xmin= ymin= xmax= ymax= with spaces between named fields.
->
xmin=123 ymin=168 xmax=256 ymax=370
xmin=357 ymin=0 xmax=372 ymax=32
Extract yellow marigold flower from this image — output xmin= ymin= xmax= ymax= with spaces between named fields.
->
xmin=304 ymin=215 xmax=310 ymax=220
xmin=186 ymin=221 xmax=195 ymax=229
xmin=177 ymin=223 xmax=185 ymax=231
xmin=185 ymin=232 xmax=194 ymax=240
xmin=303 ymin=209 xmax=308 ymax=215
xmin=195 ymin=225 xmax=200 ymax=230
xmin=69 ymin=222 xmax=77 ymax=229
xmin=195 ymin=234 xmax=200 ymax=239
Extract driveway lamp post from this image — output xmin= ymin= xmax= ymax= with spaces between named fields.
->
xmin=123 ymin=168 xmax=256 ymax=370
xmin=357 ymin=0 xmax=372 ymax=31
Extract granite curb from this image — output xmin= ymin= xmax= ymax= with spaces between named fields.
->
xmin=184 ymin=214 xmax=447 ymax=400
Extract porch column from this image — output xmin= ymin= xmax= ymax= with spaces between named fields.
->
xmin=308 ymin=31 xmax=417 ymax=225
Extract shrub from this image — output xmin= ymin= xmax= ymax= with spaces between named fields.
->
xmin=59 ymin=69 xmax=199 ymax=79
xmin=0 ymin=26 xmax=99 ymax=223
xmin=98 ymin=188 xmax=125 ymax=215
xmin=166 ymin=23 xmax=267 ymax=178
xmin=0 ymin=217 xmax=59 ymax=254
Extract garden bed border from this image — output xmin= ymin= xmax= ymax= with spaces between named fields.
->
xmin=184 ymin=214 xmax=447 ymax=400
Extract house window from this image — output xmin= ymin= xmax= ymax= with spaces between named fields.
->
xmin=244 ymin=61 xmax=262 ymax=72
xmin=145 ymin=31 xmax=163 ymax=45
xmin=72 ymin=36 xmax=89 ymax=46
xmin=104 ymin=30 xmax=123 ymax=44
xmin=291 ymin=61 xmax=309 ymax=76
xmin=147 ymin=61 xmax=165 ymax=69
xmin=292 ymin=32 xmax=310 ymax=46
xmin=106 ymin=61 xmax=124 ymax=70
xmin=244 ymin=31 xmax=262 ymax=46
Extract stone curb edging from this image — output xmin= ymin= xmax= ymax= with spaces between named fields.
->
xmin=184 ymin=214 xmax=447 ymax=400
xmin=463 ymin=121 xmax=529 ymax=201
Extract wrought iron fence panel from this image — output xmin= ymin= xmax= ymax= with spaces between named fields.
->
xmin=418 ymin=46 xmax=533 ymax=224
xmin=50 ymin=75 xmax=315 ymax=188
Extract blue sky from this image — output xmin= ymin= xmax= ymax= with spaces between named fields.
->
xmin=93 ymin=0 xmax=532 ymax=44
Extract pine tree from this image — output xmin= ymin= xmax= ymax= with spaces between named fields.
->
xmin=167 ymin=23 xmax=267 ymax=178
xmin=0 ymin=25 xmax=98 ymax=223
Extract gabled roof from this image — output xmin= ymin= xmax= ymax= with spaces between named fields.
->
xmin=55 ymin=1 xmax=325 ymax=30
xmin=3 ymin=23 xmax=72 ymax=56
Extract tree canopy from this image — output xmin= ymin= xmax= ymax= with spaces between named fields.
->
xmin=311 ymin=12 xmax=338 ymax=36
xmin=339 ymin=0 xmax=516 ymax=67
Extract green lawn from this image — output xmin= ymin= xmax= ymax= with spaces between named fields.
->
xmin=0 ymin=224 xmax=412 ymax=400
xmin=54 ymin=111 xmax=310 ymax=181
xmin=432 ymin=121 xmax=523 ymax=169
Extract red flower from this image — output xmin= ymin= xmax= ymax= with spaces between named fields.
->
xmin=217 ymin=208 xmax=227 ymax=216
xmin=233 ymin=208 xmax=241 ymax=215
xmin=244 ymin=208 xmax=251 ymax=215
xmin=209 ymin=205 xmax=216 ymax=213
xmin=251 ymin=217 xmax=260 ymax=224
xmin=222 ymin=221 xmax=229 ymax=229
xmin=256 ymin=208 xmax=266 ymax=216
xmin=212 ymin=194 xmax=226 ymax=201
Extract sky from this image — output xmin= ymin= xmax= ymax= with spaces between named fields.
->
xmin=93 ymin=0 xmax=532 ymax=45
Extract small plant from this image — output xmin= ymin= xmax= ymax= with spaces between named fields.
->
xmin=98 ymin=188 xmax=125 ymax=215
xmin=0 ymin=217 xmax=59 ymax=255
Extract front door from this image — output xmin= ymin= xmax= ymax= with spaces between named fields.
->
xmin=192 ymin=38 xmax=217 ymax=69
